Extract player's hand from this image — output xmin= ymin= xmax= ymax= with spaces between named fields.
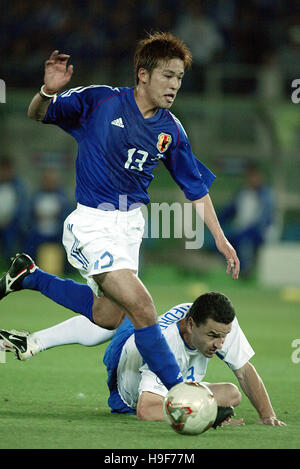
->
xmin=256 ymin=416 xmax=287 ymax=426
xmin=215 ymin=236 xmax=240 ymax=279
xmin=222 ymin=417 xmax=245 ymax=426
xmin=43 ymin=50 xmax=74 ymax=94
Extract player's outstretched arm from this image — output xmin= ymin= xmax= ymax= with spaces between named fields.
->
xmin=192 ymin=194 xmax=240 ymax=279
xmin=28 ymin=50 xmax=73 ymax=121
xmin=234 ymin=362 xmax=287 ymax=426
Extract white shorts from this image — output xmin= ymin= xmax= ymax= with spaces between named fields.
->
xmin=62 ymin=203 xmax=145 ymax=296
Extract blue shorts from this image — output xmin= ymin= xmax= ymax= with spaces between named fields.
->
xmin=103 ymin=317 xmax=136 ymax=414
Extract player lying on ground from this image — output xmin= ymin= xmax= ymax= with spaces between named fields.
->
xmin=0 ymin=291 xmax=285 ymax=426
xmin=24 ymin=31 xmax=239 ymax=394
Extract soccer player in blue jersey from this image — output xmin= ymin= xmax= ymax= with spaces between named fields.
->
xmin=0 ymin=32 xmax=239 ymax=393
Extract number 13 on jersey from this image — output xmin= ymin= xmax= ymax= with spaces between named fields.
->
xmin=124 ymin=148 xmax=148 ymax=172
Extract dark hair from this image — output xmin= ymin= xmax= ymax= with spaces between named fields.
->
xmin=186 ymin=292 xmax=235 ymax=326
xmin=134 ymin=31 xmax=192 ymax=85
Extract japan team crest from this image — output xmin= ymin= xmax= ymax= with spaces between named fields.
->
xmin=156 ymin=133 xmax=172 ymax=153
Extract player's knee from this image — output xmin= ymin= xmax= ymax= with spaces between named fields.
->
xmin=136 ymin=402 xmax=154 ymax=421
xmin=228 ymin=383 xmax=242 ymax=407
xmin=136 ymin=406 xmax=147 ymax=420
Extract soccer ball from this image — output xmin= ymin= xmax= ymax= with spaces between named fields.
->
xmin=163 ymin=382 xmax=218 ymax=435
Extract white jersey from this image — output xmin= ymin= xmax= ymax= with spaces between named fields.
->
xmin=117 ymin=303 xmax=255 ymax=410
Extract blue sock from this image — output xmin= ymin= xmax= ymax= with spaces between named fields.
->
xmin=134 ymin=323 xmax=183 ymax=390
xmin=22 ymin=269 xmax=94 ymax=322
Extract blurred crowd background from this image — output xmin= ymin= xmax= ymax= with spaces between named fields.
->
xmin=2 ymin=0 xmax=300 ymax=94
xmin=1 ymin=0 xmax=300 ymax=286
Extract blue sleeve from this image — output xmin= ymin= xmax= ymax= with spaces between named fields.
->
xmin=164 ymin=122 xmax=216 ymax=201
xmin=42 ymin=85 xmax=121 ymax=137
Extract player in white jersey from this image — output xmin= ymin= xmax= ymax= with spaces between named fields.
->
xmin=0 ymin=292 xmax=285 ymax=426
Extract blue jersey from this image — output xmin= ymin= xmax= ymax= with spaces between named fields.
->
xmin=43 ymin=85 xmax=216 ymax=209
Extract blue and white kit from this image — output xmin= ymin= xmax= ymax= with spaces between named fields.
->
xmin=103 ymin=303 xmax=255 ymax=414
xmin=43 ymin=85 xmax=216 ymax=286
xmin=43 ymin=85 xmax=216 ymax=210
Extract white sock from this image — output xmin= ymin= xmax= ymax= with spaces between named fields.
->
xmin=31 ymin=316 xmax=116 ymax=351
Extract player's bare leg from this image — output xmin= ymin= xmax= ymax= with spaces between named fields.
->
xmin=93 ymin=268 xmax=183 ymax=390
xmin=0 ymin=255 xmax=182 ymax=389
xmin=0 ymin=253 xmax=154 ymax=329
xmin=207 ymin=382 xmax=242 ymax=408
xmin=93 ymin=269 xmax=157 ymax=329
xmin=91 ymin=294 xmax=126 ymax=330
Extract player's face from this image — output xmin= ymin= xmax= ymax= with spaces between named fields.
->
xmin=142 ymin=58 xmax=185 ymax=109
xmin=187 ymin=318 xmax=232 ymax=358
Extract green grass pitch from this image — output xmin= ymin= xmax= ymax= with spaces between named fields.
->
xmin=0 ymin=264 xmax=299 ymax=449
